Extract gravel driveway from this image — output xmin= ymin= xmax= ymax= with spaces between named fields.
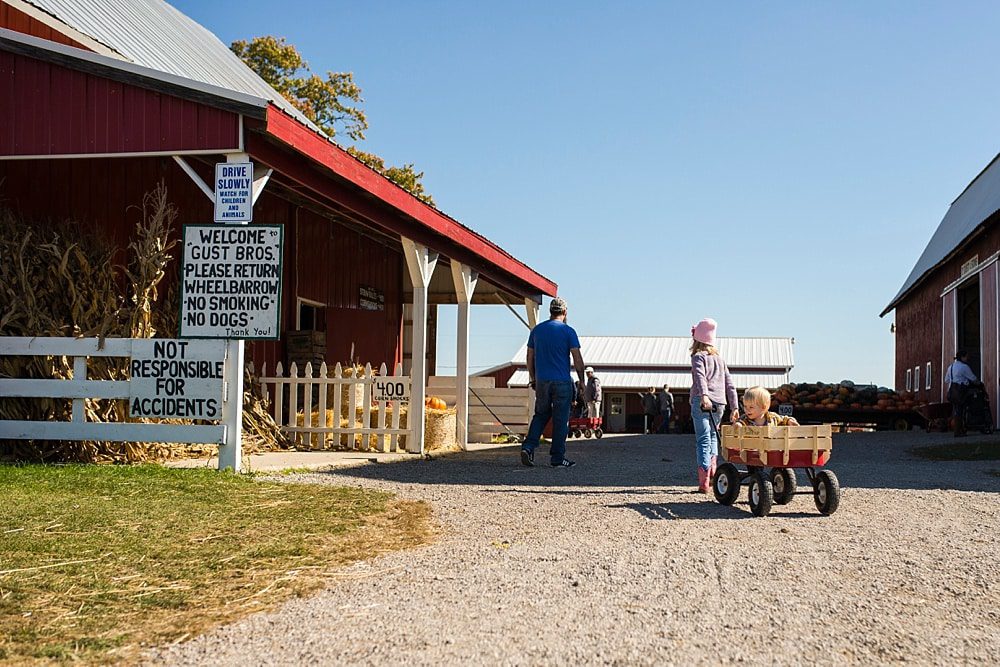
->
xmin=149 ymin=432 xmax=1000 ymax=666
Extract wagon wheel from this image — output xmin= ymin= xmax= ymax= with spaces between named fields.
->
xmin=713 ymin=463 xmax=741 ymax=506
xmin=893 ymin=417 xmax=910 ymax=431
xmin=584 ymin=428 xmax=593 ymax=438
xmin=571 ymin=430 xmax=581 ymax=439
xmin=813 ymin=470 xmax=841 ymax=515
xmin=770 ymin=468 xmax=797 ymax=505
xmin=748 ymin=472 xmax=773 ymax=517
xmin=595 ymin=428 xmax=604 ymax=439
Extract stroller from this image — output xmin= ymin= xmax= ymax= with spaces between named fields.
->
xmin=962 ymin=381 xmax=994 ymax=434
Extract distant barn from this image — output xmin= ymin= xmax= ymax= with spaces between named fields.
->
xmin=476 ymin=336 xmax=794 ymax=433
xmin=883 ymin=154 xmax=1000 ymax=423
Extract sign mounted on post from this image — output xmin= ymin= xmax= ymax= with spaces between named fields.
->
xmin=129 ymin=339 xmax=226 ymax=419
xmin=180 ymin=224 xmax=284 ymax=339
xmin=214 ymin=161 xmax=254 ymax=223
xmin=778 ymin=403 xmax=794 ymax=417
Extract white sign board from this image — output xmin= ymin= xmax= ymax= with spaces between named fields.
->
xmin=214 ymin=162 xmax=254 ymax=223
xmin=778 ymin=403 xmax=794 ymax=417
xmin=180 ymin=225 xmax=284 ymax=339
xmin=129 ymin=339 xmax=226 ymax=419
xmin=372 ymin=376 xmax=411 ymax=403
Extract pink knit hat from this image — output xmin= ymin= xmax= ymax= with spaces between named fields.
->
xmin=691 ymin=318 xmax=717 ymax=346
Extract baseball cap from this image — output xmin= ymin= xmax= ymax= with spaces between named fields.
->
xmin=549 ymin=297 xmax=568 ymax=314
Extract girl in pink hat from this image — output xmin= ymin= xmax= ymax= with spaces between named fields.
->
xmin=689 ymin=318 xmax=739 ymax=493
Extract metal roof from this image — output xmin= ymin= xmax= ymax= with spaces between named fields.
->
xmin=882 ymin=153 xmax=1000 ymax=315
xmin=0 ymin=28 xmax=268 ymax=117
xmin=491 ymin=336 xmax=794 ymax=372
xmin=20 ymin=0 xmax=317 ymax=131
xmin=506 ymin=370 xmax=789 ymax=391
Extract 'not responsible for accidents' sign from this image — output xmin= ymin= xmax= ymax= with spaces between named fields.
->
xmin=180 ymin=224 xmax=284 ymax=339
xmin=129 ymin=339 xmax=226 ymax=419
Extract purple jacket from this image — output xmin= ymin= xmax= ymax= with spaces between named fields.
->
xmin=690 ymin=352 xmax=738 ymax=408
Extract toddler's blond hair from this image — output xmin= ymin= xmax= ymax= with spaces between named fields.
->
xmin=743 ymin=386 xmax=771 ymax=409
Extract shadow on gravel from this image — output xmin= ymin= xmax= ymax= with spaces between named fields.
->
xmin=607 ymin=501 xmax=827 ymax=521
xmin=317 ymin=433 xmax=1000 ymax=494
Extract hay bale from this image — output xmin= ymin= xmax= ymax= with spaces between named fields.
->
xmin=425 ymin=408 xmax=457 ymax=451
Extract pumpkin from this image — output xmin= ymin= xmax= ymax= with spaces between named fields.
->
xmin=426 ymin=396 xmax=446 ymax=410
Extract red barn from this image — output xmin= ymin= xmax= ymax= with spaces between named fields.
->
xmin=0 ymin=0 xmax=556 ymax=451
xmin=882 ymin=154 xmax=1000 ymax=423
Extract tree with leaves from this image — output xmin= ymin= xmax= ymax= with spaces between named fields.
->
xmin=231 ymin=36 xmax=434 ymax=205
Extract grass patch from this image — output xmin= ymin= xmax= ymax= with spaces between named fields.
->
xmin=911 ymin=440 xmax=1000 ymax=461
xmin=0 ymin=464 xmax=432 ymax=664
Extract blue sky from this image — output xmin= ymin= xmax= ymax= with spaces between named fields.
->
xmin=173 ymin=1 xmax=1000 ymax=387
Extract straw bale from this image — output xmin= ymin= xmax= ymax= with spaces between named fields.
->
xmin=425 ymin=407 xmax=458 ymax=452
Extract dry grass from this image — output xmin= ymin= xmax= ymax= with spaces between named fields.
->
xmin=0 ymin=464 xmax=433 ymax=664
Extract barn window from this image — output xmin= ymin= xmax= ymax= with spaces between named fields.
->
xmin=914 ymin=366 xmax=920 ymax=393
xmin=925 ymin=362 xmax=932 ymax=390
xmin=905 ymin=368 xmax=912 ymax=392
xmin=296 ymin=297 xmax=326 ymax=331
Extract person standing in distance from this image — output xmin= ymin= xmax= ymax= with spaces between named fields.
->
xmin=584 ymin=366 xmax=602 ymax=420
xmin=656 ymin=385 xmax=674 ymax=434
xmin=521 ymin=297 xmax=587 ymax=467
xmin=945 ymin=349 xmax=978 ymax=437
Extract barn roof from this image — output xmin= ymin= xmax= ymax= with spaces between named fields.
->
xmin=478 ymin=336 xmax=795 ymax=376
xmin=15 ymin=0 xmax=316 ymax=130
xmin=882 ymin=153 xmax=1000 ymax=316
xmin=505 ymin=369 xmax=790 ymax=391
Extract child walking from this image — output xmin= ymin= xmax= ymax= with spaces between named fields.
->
xmin=689 ymin=318 xmax=739 ymax=493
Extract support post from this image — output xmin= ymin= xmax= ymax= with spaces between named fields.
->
xmin=451 ymin=262 xmax=478 ymax=449
xmin=217 ymin=151 xmax=256 ymax=471
xmin=525 ymin=297 xmax=539 ymax=329
xmin=401 ymin=238 xmax=439 ymax=454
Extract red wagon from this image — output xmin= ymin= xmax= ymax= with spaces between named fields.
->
xmin=712 ymin=424 xmax=841 ymax=517
xmin=569 ymin=417 xmax=603 ymax=439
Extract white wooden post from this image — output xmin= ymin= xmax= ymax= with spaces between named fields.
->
xmin=217 ymin=151 xmax=257 ymax=472
xmin=451 ymin=262 xmax=478 ymax=449
xmin=401 ymin=238 xmax=439 ymax=454
xmin=525 ymin=297 xmax=539 ymax=330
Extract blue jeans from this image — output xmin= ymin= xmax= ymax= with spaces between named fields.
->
xmin=523 ymin=380 xmax=574 ymax=463
xmin=656 ymin=409 xmax=672 ymax=434
xmin=691 ymin=395 xmax=724 ymax=470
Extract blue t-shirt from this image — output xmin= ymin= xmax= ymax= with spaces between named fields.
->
xmin=527 ymin=319 xmax=581 ymax=382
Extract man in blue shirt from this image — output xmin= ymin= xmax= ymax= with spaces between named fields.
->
xmin=521 ymin=297 xmax=587 ymax=467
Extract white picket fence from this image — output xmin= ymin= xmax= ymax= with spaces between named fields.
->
xmin=0 ymin=337 xmax=226 ymax=445
xmin=255 ymin=361 xmax=411 ymax=452
xmin=427 ymin=376 xmax=532 ymax=443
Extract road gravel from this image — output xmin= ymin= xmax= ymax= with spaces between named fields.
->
xmin=148 ymin=431 xmax=1000 ymax=666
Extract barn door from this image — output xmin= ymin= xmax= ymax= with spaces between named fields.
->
xmin=942 ymin=289 xmax=956 ymax=403
xmin=981 ymin=263 xmax=999 ymax=425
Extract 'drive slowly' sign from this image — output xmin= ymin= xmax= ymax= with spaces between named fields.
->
xmin=215 ymin=162 xmax=253 ymax=223
xmin=180 ymin=224 xmax=284 ymax=339
xmin=129 ymin=339 xmax=226 ymax=419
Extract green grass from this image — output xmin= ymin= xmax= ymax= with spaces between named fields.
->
xmin=910 ymin=440 xmax=1000 ymax=461
xmin=0 ymin=464 xmax=432 ymax=664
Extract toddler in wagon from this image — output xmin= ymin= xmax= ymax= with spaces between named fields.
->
xmin=735 ymin=386 xmax=800 ymax=427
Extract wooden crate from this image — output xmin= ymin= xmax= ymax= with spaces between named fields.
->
xmin=720 ymin=424 xmax=833 ymax=467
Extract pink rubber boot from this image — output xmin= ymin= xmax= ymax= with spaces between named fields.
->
xmin=708 ymin=456 xmax=717 ymax=488
xmin=697 ymin=467 xmax=710 ymax=493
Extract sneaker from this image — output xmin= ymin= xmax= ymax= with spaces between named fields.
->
xmin=550 ymin=458 xmax=576 ymax=468
xmin=520 ymin=448 xmax=534 ymax=467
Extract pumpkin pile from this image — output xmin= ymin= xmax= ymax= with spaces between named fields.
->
xmin=425 ymin=396 xmax=448 ymax=410
xmin=770 ymin=381 xmax=922 ymax=412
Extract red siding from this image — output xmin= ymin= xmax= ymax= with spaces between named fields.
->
xmin=0 ymin=51 xmax=240 ymax=156
xmin=894 ymin=222 xmax=1000 ymax=399
xmin=0 ymin=3 xmax=86 ymax=49
xmin=0 ymin=156 xmax=404 ymax=372
xmin=980 ymin=263 xmax=998 ymax=422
